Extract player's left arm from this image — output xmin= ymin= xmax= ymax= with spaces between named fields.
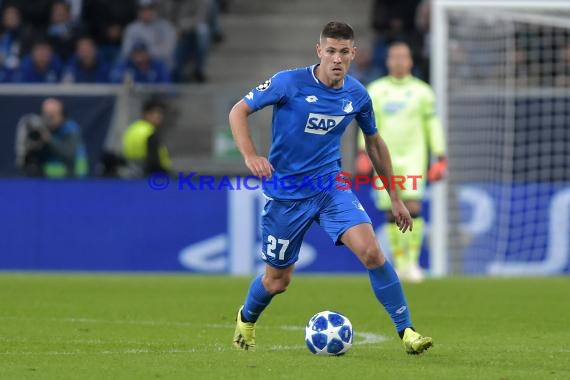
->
xmin=424 ymin=86 xmax=447 ymax=181
xmin=356 ymin=93 xmax=413 ymax=232
xmin=355 ymin=83 xmax=380 ymax=176
xmin=363 ymin=132 xmax=413 ymax=233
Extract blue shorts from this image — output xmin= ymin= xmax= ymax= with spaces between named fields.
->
xmin=260 ymin=186 xmax=371 ymax=268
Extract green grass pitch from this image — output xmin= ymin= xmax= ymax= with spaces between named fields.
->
xmin=0 ymin=274 xmax=568 ymax=380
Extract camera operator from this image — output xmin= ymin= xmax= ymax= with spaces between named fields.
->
xmin=14 ymin=98 xmax=88 ymax=178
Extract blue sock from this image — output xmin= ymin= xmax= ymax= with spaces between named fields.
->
xmin=368 ymin=260 xmax=413 ymax=334
xmin=241 ymin=275 xmax=274 ymax=323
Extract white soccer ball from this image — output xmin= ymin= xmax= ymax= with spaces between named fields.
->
xmin=304 ymin=310 xmax=353 ymax=356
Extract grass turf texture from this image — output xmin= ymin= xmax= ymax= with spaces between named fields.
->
xmin=0 ymin=275 xmax=568 ymax=380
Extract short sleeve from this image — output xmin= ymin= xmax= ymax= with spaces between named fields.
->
xmin=243 ymin=71 xmax=289 ymax=111
xmin=355 ymin=94 xmax=378 ymax=135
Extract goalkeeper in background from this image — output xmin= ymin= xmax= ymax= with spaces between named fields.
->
xmin=357 ymin=41 xmax=447 ymax=282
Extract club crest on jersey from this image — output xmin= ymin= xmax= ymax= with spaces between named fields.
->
xmin=384 ymin=101 xmax=406 ymax=114
xmin=256 ymin=79 xmax=271 ymax=91
xmin=352 ymin=200 xmax=365 ymax=211
xmin=304 ymin=113 xmax=345 ymax=135
xmin=342 ymin=99 xmax=353 ymax=113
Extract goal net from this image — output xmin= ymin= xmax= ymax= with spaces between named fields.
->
xmin=431 ymin=0 xmax=570 ymax=276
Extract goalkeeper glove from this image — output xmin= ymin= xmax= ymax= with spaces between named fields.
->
xmin=356 ymin=150 xmax=373 ymax=176
xmin=428 ymin=157 xmax=447 ymax=182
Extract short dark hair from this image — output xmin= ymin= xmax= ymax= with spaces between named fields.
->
xmin=52 ymin=0 xmax=71 ymax=12
xmin=320 ymin=21 xmax=354 ymax=41
xmin=76 ymin=35 xmax=95 ymax=46
xmin=31 ymin=39 xmax=52 ymax=50
xmin=142 ymin=98 xmax=166 ymax=114
xmin=388 ymin=41 xmax=411 ymax=51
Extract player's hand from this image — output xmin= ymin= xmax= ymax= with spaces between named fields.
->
xmin=245 ymin=155 xmax=274 ymax=178
xmin=428 ymin=158 xmax=447 ymax=182
xmin=391 ymin=199 xmax=413 ymax=233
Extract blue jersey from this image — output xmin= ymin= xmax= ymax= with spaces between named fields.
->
xmin=63 ymin=55 xmax=111 ymax=83
xmin=14 ymin=55 xmax=63 ymax=83
xmin=243 ymin=64 xmax=377 ymax=200
xmin=110 ymin=58 xmax=170 ymax=84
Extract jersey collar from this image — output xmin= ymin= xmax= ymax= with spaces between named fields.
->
xmin=388 ymin=75 xmax=413 ymax=85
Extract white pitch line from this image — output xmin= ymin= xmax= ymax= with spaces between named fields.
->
xmin=0 ymin=346 xmax=227 ymax=356
xmin=259 ymin=324 xmax=389 ymax=345
xmin=0 ymin=317 xmax=390 ymax=343
xmin=0 ymin=316 xmax=389 ymax=356
xmin=0 ymin=316 xmax=198 ymax=329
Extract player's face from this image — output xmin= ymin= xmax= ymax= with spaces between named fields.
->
xmin=145 ymin=109 xmax=164 ymax=127
xmin=139 ymin=7 xmax=156 ymax=23
xmin=42 ymin=99 xmax=64 ymax=129
xmin=387 ymin=45 xmax=413 ymax=78
xmin=316 ymin=38 xmax=356 ymax=86
xmin=3 ymin=6 xmax=20 ymax=30
xmin=77 ymin=39 xmax=96 ymax=64
xmin=32 ymin=45 xmax=52 ymax=69
xmin=132 ymin=50 xmax=150 ymax=67
xmin=51 ymin=2 xmax=70 ymax=24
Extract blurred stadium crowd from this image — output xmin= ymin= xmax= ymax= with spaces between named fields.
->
xmin=350 ymin=0 xmax=433 ymax=85
xmin=0 ymin=0 xmax=436 ymax=86
xmin=2 ymin=0 xmax=440 ymax=179
xmin=0 ymin=0 xmax=227 ymax=84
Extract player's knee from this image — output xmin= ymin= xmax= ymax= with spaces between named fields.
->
xmin=263 ymin=275 xmax=291 ymax=295
xmin=360 ymin=244 xmax=385 ymax=269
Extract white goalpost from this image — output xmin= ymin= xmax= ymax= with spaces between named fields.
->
xmin=431 ymin=0 xmax=570 ymax=276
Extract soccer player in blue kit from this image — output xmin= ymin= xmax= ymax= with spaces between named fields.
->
xmin=229 ymin=21 xmax=433 ymax=354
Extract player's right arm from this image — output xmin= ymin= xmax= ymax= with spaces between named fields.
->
xmin=229 ymin=100 xmax=273 ymax=178
xmin=229 ymin=72 xmax=289 ymax=178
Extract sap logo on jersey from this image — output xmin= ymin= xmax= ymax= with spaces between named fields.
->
xmin=304 ymin=113 xmax=345 ymax=135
